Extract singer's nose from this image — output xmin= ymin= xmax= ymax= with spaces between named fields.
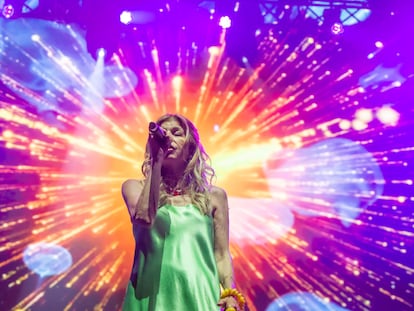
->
xmin=164 ymin=130 xmax=173 ymax=140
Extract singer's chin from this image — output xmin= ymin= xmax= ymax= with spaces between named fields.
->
xmin=163 ymin=152 xmax=179 ymax=162
xmin=164 ymin=152 xmax=175 ymax=159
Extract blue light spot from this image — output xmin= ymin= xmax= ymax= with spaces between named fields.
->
xmin=266 ymin=292 xmax=349 ymax=311
xmin=23 ymin=242 xmax=73 ymax=278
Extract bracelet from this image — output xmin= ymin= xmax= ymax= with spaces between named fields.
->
xmin=220 ymin=288 xmax=246 ymax=310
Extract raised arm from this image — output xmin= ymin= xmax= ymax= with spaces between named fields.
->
xmin=121 ymin=136 xmax=165 ymax=226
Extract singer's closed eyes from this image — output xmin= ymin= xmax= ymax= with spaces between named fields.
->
xmin=121 ymin=113 xmax=245 ymax=311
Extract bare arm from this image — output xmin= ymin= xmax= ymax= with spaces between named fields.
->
xmin=213 ymin=187 xmax=244 ymax=309
xmin=121 ymin=144 xmax=165 ymax=226
xmin=212 ymin=186 xmax=235 ymax=289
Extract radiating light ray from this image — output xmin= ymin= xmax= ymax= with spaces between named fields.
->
xmin=195 ymin=46 xmax=227 ymax=124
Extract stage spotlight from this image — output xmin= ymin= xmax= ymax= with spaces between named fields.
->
xmin=120 ymin=10 xmax=132 ymax=25
xmin=97 ymin=48 xmax=106 ymax=59
xmin=219 ymin=15 xmax=231 ymax=28
xmin=31 ymin=33 xmax=40 ymax=42
xmin=2 ymin=4 xmax=15 ymax=18
xmin=89 ymin=45 xmax=116 ymax=64
xmin=377 ymin=106 xmax=399 ymax=125
xmin=331 ymin=22 xmax=344 ymax=35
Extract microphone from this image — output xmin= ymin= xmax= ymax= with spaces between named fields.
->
xmin=149 ymin=122 xmax=167 ymax=142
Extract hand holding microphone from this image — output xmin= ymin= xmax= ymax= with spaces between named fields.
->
xmin=148 ymin=122 xmax=167 ymax=161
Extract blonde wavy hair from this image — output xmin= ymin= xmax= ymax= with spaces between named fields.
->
xmin=141 ymin=114 xmax=215 ymax=215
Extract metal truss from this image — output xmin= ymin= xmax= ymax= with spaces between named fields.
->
xmin=259 ymin=0 xmax=370 ymax=9
xmin=2 ymin=0 xmax=371 ymax=26
xmin=259 ymin=0 xmax=371 ymax=24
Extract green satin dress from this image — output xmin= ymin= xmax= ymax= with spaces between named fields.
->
xmin=122 ymin=204 xmax=221 ymax=311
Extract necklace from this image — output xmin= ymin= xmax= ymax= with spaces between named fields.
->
xmin=163 ymin=183 xmax=184 ymax=196
xmin=171 ymin=188 xmax=183 ymax=196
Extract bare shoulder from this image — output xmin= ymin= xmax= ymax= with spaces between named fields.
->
xmin=122 ymin=179 xmax=144 ymax=196
xmin=210 ymin=185 xmax=229 ymax=212
xmin=210 ymin=185 xmax=228 ymax=200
